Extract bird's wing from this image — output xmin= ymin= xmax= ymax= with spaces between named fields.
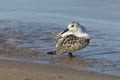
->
xmin=56 ymin=34 xmax=90 ymax=53
xmin=56 ymin=34 xmax=80 ymax=53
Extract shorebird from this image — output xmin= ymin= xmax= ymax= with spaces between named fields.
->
xmin=47 ymin=22 xmax=90 ymax=57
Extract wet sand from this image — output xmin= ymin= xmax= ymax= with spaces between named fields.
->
xmin=0 ymin=59 xmax=120 ymax=80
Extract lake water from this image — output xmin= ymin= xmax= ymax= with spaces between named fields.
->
xmin=0 ymin=0 xmax=120 ymax=76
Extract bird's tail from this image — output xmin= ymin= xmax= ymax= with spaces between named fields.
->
xmin=42 ymin=32 xmax=61 ymax=41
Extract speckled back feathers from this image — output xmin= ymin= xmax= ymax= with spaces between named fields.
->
xmin=56 ymin=34 xmax=90 ymax=53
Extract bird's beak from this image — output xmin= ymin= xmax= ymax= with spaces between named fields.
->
xmin=61 ymin=28 xmax=69 ymax=34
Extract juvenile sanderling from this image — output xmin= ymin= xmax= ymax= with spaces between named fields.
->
xmin=47 ymin=22 xmax=90 ymax=57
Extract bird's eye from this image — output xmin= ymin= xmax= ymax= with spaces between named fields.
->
xmin=71 ymin=25 xmax=74 ymax=27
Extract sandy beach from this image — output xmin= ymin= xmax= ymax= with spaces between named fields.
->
xmin=0 ymin=59 xmax=119 ymax=80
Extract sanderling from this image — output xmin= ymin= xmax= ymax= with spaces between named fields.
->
xmin=47 ymin=22 xmax=90 ymax=57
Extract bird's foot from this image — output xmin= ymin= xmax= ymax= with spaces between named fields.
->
xmin=68 ymin=52 xmax=74 ymax=57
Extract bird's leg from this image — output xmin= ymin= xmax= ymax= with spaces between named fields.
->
xmin=47 ymin=51 xmax=56 ymax=54
xmin=68 ymin=52 xmax=73 ymax=57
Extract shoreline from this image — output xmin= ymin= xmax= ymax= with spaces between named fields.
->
xmin=0 ymin=59 xmax=120 ymax=80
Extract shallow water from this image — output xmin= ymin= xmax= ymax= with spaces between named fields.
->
xmin=0 ymin=0 xmax=120 ymax=76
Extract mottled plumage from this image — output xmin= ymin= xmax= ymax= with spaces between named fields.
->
xmin=47 ymin=22 xmax=90 ymax=56
xmin=56 ymin=34 xmax=90 ymax=53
